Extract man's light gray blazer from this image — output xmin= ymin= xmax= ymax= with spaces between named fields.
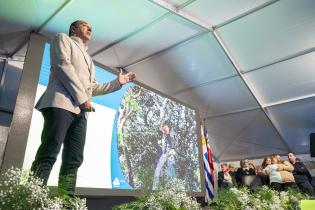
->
xmin=35 ymin=33 xmax=121 ymax=114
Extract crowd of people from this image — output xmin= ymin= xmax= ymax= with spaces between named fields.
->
xmin=218 ymin=152 xmax=314 ymax=195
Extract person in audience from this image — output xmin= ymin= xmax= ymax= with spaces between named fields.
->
xmin=235 ymin=159 xmax=256 ymax=186
xmin=255 ymin=165 xmax=263 ymax=174
xmin=288 ymin=152 xmax=313 ymax=195
xmin=277 ymin=155 xmax=298 ymax=189
xmin=239 ymin=164 xmax=263 ymax=189
xmin=249 ymin=162 xmax=256 ymax=171
xmin=218 ymin=163 xmax=234 ymax=188
xmin=263 ymin=154 xmax=296 ymax=191
xmin=256 ymin=165 xmax=269 ymax=186
xmin=262 ymin=156 xmax=271 ymax=169
xmin=228 ymin=163 xmax=237 ymax=185
xmin=260 ymin=156 xmax=272 ymax=185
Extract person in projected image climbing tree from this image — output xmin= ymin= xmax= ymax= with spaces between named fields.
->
xmin=30 ymin=20 xmax=135 ymax=196
xmin=152 ymin=122 xmax=176 ymax=189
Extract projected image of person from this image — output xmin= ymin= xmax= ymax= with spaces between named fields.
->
xmin=30 ymin=20 xmax=135 ymax=195
xmin=152 ymin=123 xmax=176 ymax=189
xmin=117 ymin=86 xmax=201 ymax=192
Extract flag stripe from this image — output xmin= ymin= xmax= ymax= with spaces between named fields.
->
xmin=206 ymin=146 xmax=215 ymax=186
xmin=204 ymin=165 xmax=214 ymax=199
xmin=201 ymin=122 xmax=215 ymax=202
xmin=204 ymin=155 xmax=214 ymax=193
xmin=204 ymin=162 xmax=213 ymax=182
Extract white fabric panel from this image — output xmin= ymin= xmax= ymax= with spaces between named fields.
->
xmin=206 ymin=132 xmax=232 ymax=160
xmin=0 ymin=30 xmax=29 ymax=56
xmin=218 ymin=0 xmax=315 ymax=71
xmin=208 ymin=109 xmax=261 ymax=140
xmin=266 ymin=97 xmax=315 ymax=153
xmin=221 ymin=141 xmax=287 ymax=162
xmin=174 ymin=76 xmax=258 ymax=116
xmin=206 ymin=109 xmax=287 ymax=161
xmin=244 ymin=51 xmax=315 ymax=106
xmin=0 ymin=0 xmax=66 ymax=55
xmin=42 ymin=0 xmax=167 ymax=50
xmin=206 ymin=110 xmax=261 ymax=158
xmin=235 ymin=111 xmax=287 ymax=151
xmin=0 ymin=0 xmax=66 ymax=28
xmin=87 ymin=40 xmax=112 ymax=56
xmin=181 ymin=0 xmax=269 ymax=26
xmin=93 ymin=14 xmax=205 ymax=67
xmin=127 ymin=32 xmax=236 ymax=95
xmin=94 ymin=47 xmax=122 ymax=68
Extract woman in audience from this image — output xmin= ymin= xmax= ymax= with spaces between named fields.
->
xmin=277 ymin=155 xmax=298 ymax=189
xmin=288 ymin=152 xmax=313 ymax=195
xmin=249 ymin=162 xmax=256 ymax=171
xmin=259 ymin=156 xmax=271 ymax=185
xmin=235 ymin=159 xmax=256 ymax=186
xmin=263 ymin=154 xmax=296 ymax=191
xmin=218 ymin=163 xmax=233 ymax=188
xmin=262 ymin=156 xmax=271 ymax=169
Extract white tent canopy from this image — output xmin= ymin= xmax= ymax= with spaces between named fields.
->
xmin=0 ymin=0 xmax=315 ymax=162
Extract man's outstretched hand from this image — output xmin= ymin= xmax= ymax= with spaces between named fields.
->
xmin=118 ymin=69 xmax=136 ymax=85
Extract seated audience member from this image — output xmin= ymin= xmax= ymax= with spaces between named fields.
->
xmin=218 ymin=163 xmax=233 ymax=188
xmin=288 ymin=152 xmax=313 ymax=195
xmin=262 ymin=156 xmax=272 ymax=169
xmin=235 ymin=159 xmax=256 ymax=186
xmin=294 ymin=157 xmax=313 ymax=183
xmin=249 ymin=162 xmax=256 ymax=171
xmin=277 ymin=155 xmax=298 ymax=189
xmin=264 ymin=154 xmax=296 ymax=191
xmin=228 ymin=163 xmax=236 ymax=173
xmin=256 ymin=165 xmax=269 ymax=186
xmin=255 ymin=165 xmax=263 ymax=174
xmin=228 ymin=163 xmax=237 ymax=185
xmin=260 ymin=156 xmax=272 ymax=185
xmin=242 ymin=165 xmax=263 ymax=190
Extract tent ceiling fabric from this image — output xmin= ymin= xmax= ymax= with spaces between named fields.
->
xmin=93 ymin=14 xmax=206 ymax=67
xmin=0 ymin=0 xmax=315 ymax=161
xmin=266 ymin=97 xmax=315 ymax=154
xmin=127 ymin=32 xmax=237 ymax=95
xmin=180 ymin=0 xmax=271 ymax=27
xmin=206 ymin=108 xmax=288 ymax=160
xmin=244 ymin=51 xmax=315 ymax=107
xmin=41 ymin=0 xmax=168 ymax=53
xmin=173 ymin=76 xmax=259 ymax=117
xmin=0 ymin=0 xmax=68 ymax=57
xmin=218 ymin=0 xmax=315 ymax=71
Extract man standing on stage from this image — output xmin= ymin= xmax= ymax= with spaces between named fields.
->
xmin=31 ymin=20 xmax=135 ymax=195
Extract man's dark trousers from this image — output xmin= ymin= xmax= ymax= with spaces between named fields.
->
xmin=31 ymin=107 xmax=87 ymax=194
